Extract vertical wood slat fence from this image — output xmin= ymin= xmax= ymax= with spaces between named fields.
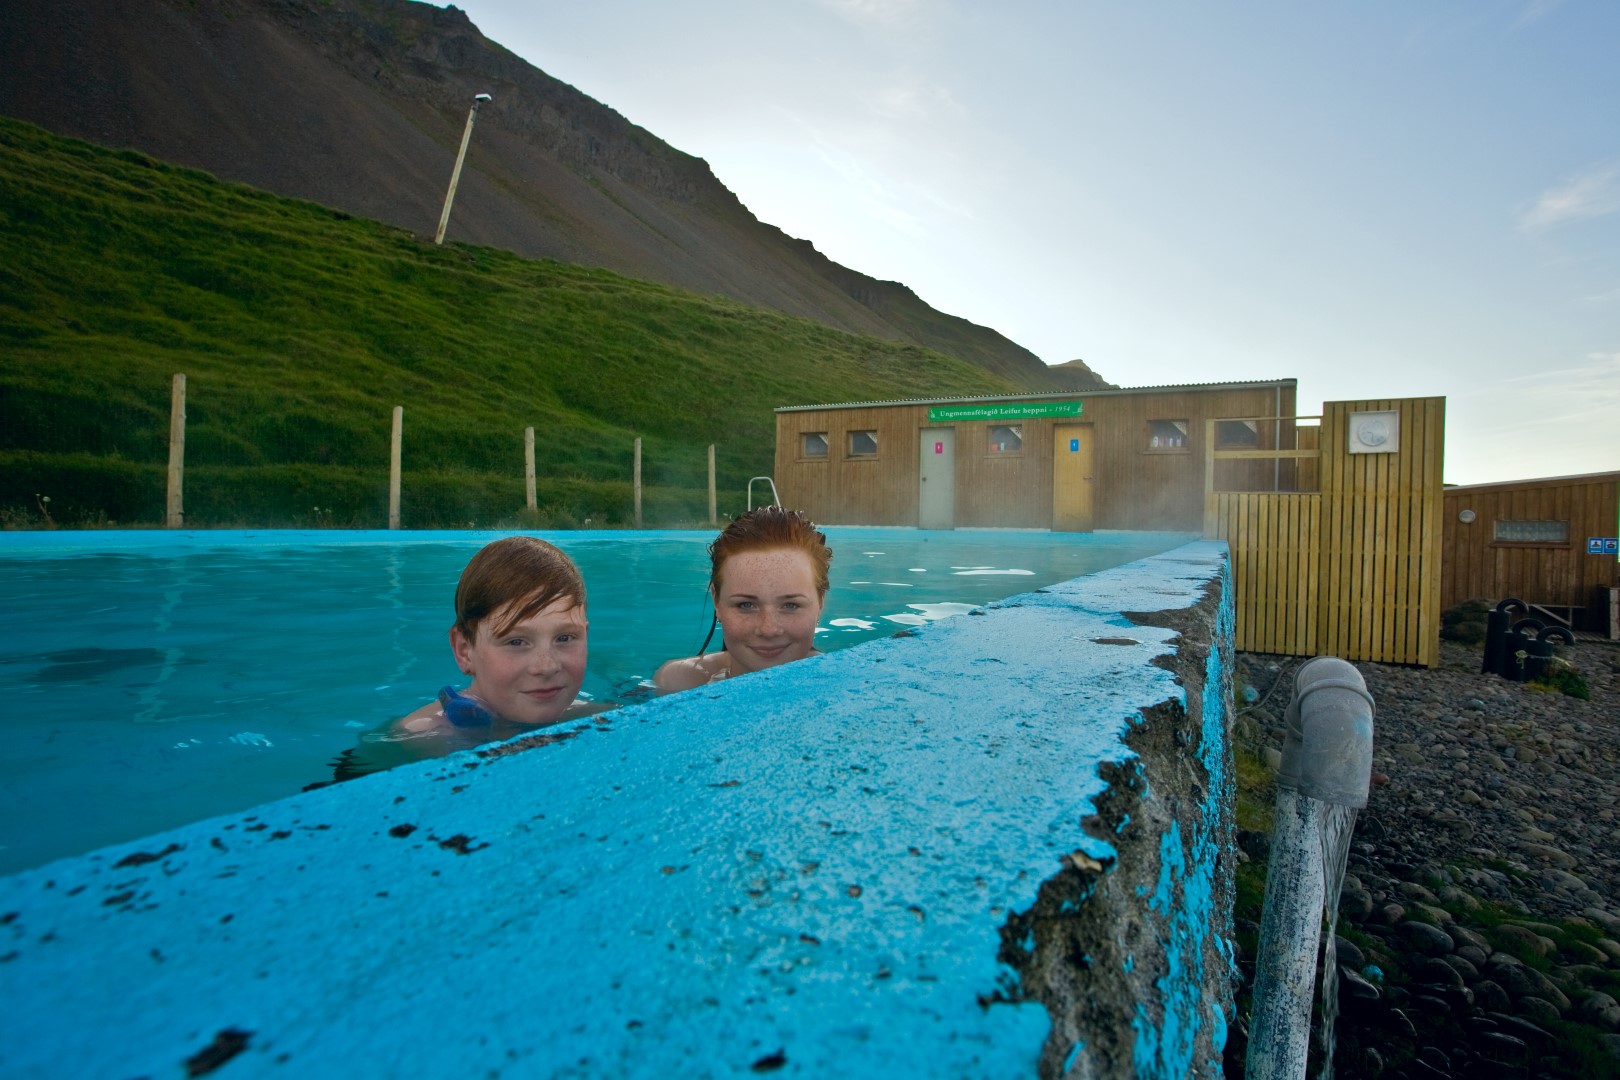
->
xmin=1204 ymin=397 xmax=1446 ymax=666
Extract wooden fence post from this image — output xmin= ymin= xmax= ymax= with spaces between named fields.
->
xmin=633 ymin=437 xmax=643 ymax=529
xmin=525 ymin=426 xmax=537 ymax=511
xmin=166 ymin=373 xmax=186 ymax=528
xmin=708 ymin=444 xmax=717 ymax=526
xmin=389 ymin=406 xmax=403 ymax=530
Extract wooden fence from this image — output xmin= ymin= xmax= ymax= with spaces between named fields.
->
xmin=158 ymin=374 xmax=720 ymax=529
xmin=1204 ymin=397 xmax=1446 ymax=666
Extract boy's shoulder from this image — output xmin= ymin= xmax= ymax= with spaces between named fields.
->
xmin=394 ymin=698 xmax=450 ymax=735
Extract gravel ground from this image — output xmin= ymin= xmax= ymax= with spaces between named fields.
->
xmin=1231 ymin=636 xmax=1620 ymax=1078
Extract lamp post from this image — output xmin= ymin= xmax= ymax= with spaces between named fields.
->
xmin=434 ymin=92 xmax=491 ymax=245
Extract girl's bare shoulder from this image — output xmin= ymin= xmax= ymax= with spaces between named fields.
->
xmin=653 ymin=652 xmax=732 ymax=693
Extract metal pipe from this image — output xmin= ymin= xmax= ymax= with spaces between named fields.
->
xmin=1247 ymin=657 xmax=1374 ymax=1079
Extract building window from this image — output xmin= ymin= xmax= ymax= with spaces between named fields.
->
xmin=801 ymin=432 xmax=828 ymax=459
xmin=988 ymin=425 xmax=1023 ymax=453
xmin=1494 ymin=520 xmax=1569 ymax=544
xmin=1215 ymin=420 xmax=1260 ymax=449
xmin=848 ymin=430 xmax=878 ymax=457
xmin=1147 ymin=419 xmax=1188 ymax=450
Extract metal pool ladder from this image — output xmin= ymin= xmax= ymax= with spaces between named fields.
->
xmin=747 ymin=477 xmax=781 ymax=510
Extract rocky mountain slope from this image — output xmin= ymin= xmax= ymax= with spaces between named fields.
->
xmin=0 ymin=0 xmax=1110 ymax=391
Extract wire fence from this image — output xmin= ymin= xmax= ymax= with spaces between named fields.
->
xmin=4 ymin=373 xmax=734 ymax=530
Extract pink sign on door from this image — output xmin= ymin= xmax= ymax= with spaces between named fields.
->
xmin=935 ymin=442 xmax=944 ymax=454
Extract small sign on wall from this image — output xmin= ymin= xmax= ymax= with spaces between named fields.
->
xmin=1347 ymin=410 xmax=1400 ymax=454
xmin=1070 ymin=438 xmax=1080 ymax=452
xmin=1591 ymin=537 xmax=1620 ymax=555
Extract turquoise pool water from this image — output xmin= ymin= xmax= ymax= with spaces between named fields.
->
xmin=0 ymin=527 xmax=1191 ymax=874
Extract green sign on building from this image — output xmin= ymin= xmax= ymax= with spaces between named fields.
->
xmin=926 ymin=401 xmax=1083 ymax=423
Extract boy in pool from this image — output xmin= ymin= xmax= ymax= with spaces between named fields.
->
xmin=395 ymin=535 xmax=595 ymax=736
xmin=654 ymin=507 xmax=832 ymax=693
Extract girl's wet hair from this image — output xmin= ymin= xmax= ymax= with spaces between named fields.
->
xmin=708 ymin=507 xmax=832 ymax=599
xmin=454 ymin=536 xmax=585 ymax=642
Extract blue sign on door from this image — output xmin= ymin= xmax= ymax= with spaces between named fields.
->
xmin=1069 ymin=439 xmax=1080 ymax=452
xmin=1590 ymin=537 xmax=1620 ymax=554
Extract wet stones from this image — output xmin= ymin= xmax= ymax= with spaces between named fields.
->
xmin=1402 ymin=921 xmax=1456 ymax=957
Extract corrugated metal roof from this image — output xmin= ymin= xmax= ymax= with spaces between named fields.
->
xmin=1444 ymin=470 xmax=1620 ymax=493
xmin=774 ymin=378 xmax=1298 ymax=412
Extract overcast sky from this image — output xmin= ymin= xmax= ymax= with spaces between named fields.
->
xmin=456 ymin=0 xmax=1617 ymax=486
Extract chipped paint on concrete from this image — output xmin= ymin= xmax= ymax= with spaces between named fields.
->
xmin=0 ymin=542 xmax=1232 ymax=1078
xmin=1131 ymin=552 xmax=1239 ymax=1077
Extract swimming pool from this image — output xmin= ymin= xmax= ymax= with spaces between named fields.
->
xmin=0 ymin=527 xmax=1192 ymax=874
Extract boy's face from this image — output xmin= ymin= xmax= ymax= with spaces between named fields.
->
xmin=450 ymin=596 xmax=588 ymax=726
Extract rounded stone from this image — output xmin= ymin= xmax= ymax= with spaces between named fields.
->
xmin=1578 ymin=992 xmax=1620 ymax=1031
xmin=1339 ymin=887 xmax=1375 ymax=922
xmin=1447 ymin=924 xmax=1490 ymax=952
xmin=1474 ymin=1031 xmax=1530 ymax=1062
xmin=1413 ymin=903 xmax=1453 ymax=925
xmin=1438 ymin=885 xmax=1479 ymax=911
xmin=1418 ymin=956 xmax=1466 ymax=987
xmin=1399 ymin=881 xmax=1441 ymax=904
xmin=1495 ymin=924 xmax=1556 ymax=959
xmin=1517 ymin=995 xmax=1562 ymax=1029
xmin=1584 ymin=908 xmax=1620 ymax=936
xmin=1402 ymin=921 xmax=1456 ymax=956
xmin=1561 ymin=939 xmax=1609 ymax=965
xmin=1340 ymin=966 xmax=1381 ymax=1002
xmin=1473 ymin=979 xmax=1512 ymax=1013
xmin=1436 ymin=953 xmax=1479 ymax=981
xmin=1334 ymin=935 xmax=1366 ymax=972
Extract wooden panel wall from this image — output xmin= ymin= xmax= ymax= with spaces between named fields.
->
xmin=1317 ymin=397 xmax=1445 ymax=666
xmin=775 ymin=405 xmax=927 ymax=525
xmin=1440 ymin=474 xmax=1619 ymax=615
xmin=1208 ymin=398 xmax=1444 ymax=667
xmin=774 ymin=383 xmax=1296 ymax=530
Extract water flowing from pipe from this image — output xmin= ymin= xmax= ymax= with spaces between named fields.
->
xmin=1315 ymin=802 xmax=1359 ymax=1080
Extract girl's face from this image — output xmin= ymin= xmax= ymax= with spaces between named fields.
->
xmin=713 ymin=547 xmax=823 ymax=675
xmin=450 ymin=596 xmax=588 ymax=725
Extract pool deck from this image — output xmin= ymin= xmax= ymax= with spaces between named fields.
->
xmin=0 ymin=540 xmax=1235 ymax=1078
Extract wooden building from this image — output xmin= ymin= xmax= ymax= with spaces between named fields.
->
xmin=1208 ymin=396 xmax=1446 ymax=666
xmin=1440 ymin=471 xmax=1620 ymax=632
xmin=773 ymin=380 xmax=1298 ymax=531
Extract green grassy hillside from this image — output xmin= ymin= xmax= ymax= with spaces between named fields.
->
xmin=0 ymin=117 xmax=1022 ymax=527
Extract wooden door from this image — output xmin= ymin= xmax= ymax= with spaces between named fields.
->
xmin=1052 ymin=423 xmax=1094 ymax=531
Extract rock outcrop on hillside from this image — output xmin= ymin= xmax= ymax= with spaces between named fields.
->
xmin=0 ymin=0 xmax=1111 ymax=391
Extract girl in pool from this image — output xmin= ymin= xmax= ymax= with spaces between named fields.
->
xmin=653 ymin=506 xmax=833 ymax=693
xmin=395 ymin=535 xmax=596 ymax=735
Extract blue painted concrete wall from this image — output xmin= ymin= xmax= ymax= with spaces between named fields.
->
xmin=0 ymin=541 xmax=1234 ymax=1078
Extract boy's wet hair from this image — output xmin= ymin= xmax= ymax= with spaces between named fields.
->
xmin=708 ymin=507 xmax=832 ymax=599
xmin=454 ymin=536 xmax=585 ymax=642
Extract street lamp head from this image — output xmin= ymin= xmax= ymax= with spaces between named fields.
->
xmin=474 ymin=93 xmax=492 ymax=102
